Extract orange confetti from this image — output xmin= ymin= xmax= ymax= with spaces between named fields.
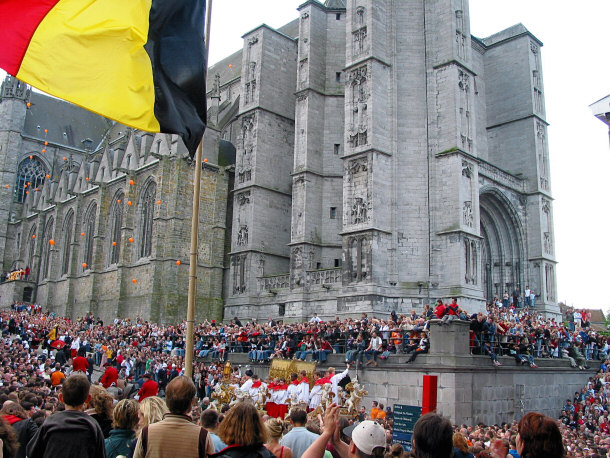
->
xmin=157 ymin=200 xmax=161 ymax=205
xmin=127 ymin=201 xmax=132 ymax=206
xmin=112 ymin=241 xmax=117 ymax=246
xmin=132 ymin=278 xmax=137 ymax=283
xmin=35 ymin=188 xmax=39 ymax=191
xmin=129 ymin=179 xmax=134 ymax=186
xmin=80 ymin=232 xmax=85 ymax=237
xmin=42 ymin=149 xmax=46 ymax=153
xmin=82 ymin=263 xmax=87 ymax=269
xmin=27 ymin=182 xmax=31 ymax=186
xmin=44 ymin=129 xmax=48 ymax=133
xmin=25 ymin=191 xmax=29 ymax=195
xmin=117 ymin=199 xmax=121 ymax=204
xmin=4 ymin=185 xmax=8 ymax=189
xmin=204 ymin=158 xmax=208 ymax=163
xmin=62 ymin=157 xmax=66 ymax=161
xmin=128 ymin=237 xmax=134 ymax=243
xmin=29 ymin=155 xmax=33 ymax=159
xmin=44 ymin=141 xmax=48 ymax=146
xmin=86 ymin=177 xmax=89 ymax=181
xmin=176 ymin=260 xmax=181 ymax=266
xmin=26 ymin=102 xmax=31 ymax=108
xmin=32 ymin=235 xmax=36 ymax=239
xmin=229 ymin=64 xmax=233 ymax=68
xmin=45 ymin=174 xmax=50 ymax=179
xmin=49 ymin=240 xmax=55 ymax=246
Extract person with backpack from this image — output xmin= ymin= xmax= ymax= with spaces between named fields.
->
xmin=133 ymin=377 xmax=214 ymax=458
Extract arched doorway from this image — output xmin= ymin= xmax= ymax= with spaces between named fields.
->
xmin=479 ymin=190 xmax=525 ymax=302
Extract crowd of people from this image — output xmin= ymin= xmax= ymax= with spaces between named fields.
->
xmin=0 ymin=301 xmax=607 ymax=456
xmin=1 ymin=267 xmax=31 ymax=283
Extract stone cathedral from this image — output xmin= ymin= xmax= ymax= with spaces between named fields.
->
xmin=0 ymin=0 xmax=559 ymax=323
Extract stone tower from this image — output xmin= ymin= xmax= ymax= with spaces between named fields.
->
xmin=0 ymin=76 xmax=29 ymax=268
xmin=217 ymin=0 xmax=558 ymax=319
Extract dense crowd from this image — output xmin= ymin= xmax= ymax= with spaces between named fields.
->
xmin=0 ymin=301 xmax=607 ymax=457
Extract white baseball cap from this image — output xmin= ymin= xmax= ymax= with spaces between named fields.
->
xmin=343 ymin=421 xmax=386 ymax=455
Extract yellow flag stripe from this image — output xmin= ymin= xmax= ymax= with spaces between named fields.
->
xmin=17 ymin=0 xmax=160 ymax=132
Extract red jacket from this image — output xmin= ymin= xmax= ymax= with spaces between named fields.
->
xmin=434 ymin=304 xmax=445 ymax=318
xmin=100 ymin=366 xmax=119 ymax=388
xmin=72 ymin=356 xmax=89 ymax=373
xmin=138 ymin=379 xmax=159 ymax=401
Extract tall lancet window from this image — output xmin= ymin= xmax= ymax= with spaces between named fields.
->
xmin=62 ymin=210 xmax=74 ymax=276
xmin=108 ymin=194 xmax=124 ymax=266
xmin=82 ymin=203 xmax=97 ymax=270
xmin=15 ymin=157 xmax=46 ymax=203
xmin=26 ymin=225 xmax=37 ymax=271
xmin=139 ymin=182 xmax=156 ymax=258
xmin=41 ymin=217 xmax=54 ymax=280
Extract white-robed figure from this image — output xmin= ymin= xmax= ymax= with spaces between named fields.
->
xmin=308 ymin=371 xmax=329 ymax=410
xmin=275 ymin=379 xmax=289 ymax=418
xmin=248 ymin=375 xmax=265 ymax=404
xmin=328 ymin=364 xmax=350 ymax=401
xmin=287 ymin=373 xmax=301 ymax=405
xmin=240 ymin=369 xmax=254 ymax=392
xmin=298 ymin=370 xmax=310 ymax=405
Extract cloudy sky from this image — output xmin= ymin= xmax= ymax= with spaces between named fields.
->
xmin=205 ymin=0 xmax=610 ymax=312
xmin=2 ymin=1 xmax=608 ymax=312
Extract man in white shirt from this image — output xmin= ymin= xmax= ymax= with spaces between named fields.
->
xmin=364 ymin=332 xmax=383 ymax=367
xmin=574 ymin=310 xmax=582 ymax=329
xmin=240 ymin=369 xmax=254 ymax=392
xmin=328 ymin=364 xmax=350 ymax=401
xmin=524 ymin=286 xmax=531 ymax=307
xmin=309 ymin=313 xmax=322 ymax=324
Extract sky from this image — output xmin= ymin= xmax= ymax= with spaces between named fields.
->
xmin=2 ymin=1 xmax=609 ymax=312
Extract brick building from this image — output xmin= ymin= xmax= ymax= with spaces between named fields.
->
xmin=0 ymin=0 xmax=559 ymax=322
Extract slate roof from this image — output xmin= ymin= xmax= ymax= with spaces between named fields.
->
xmin=325 ymin=0 xmax=346 ymax=9
xmin=23 ymin=92 xmax=112 ymax=150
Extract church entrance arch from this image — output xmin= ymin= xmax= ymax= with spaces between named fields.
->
xmin=479 ymin=190 xmax=525 ymax=303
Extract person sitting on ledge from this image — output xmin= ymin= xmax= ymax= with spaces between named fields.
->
xmin=514 ymin=338 xmax=538 ymax=368
xmin=406 ymin=331 xmax=429 ymax=364
xmin=482 ymin=341 xmax=502 ymax=367
xmin=441 ymin=297 xmax=460 ymax=326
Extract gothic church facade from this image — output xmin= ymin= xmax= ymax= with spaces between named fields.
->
xmin=0 ymin=0 xmax=558 ymax=322
xmin=214 ymin=0 xmax=558 ymax=319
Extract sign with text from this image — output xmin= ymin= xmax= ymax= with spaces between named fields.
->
xmin=392 ymin=404 xmax=421 ymax=451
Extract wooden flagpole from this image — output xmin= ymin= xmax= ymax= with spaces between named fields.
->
xmin=185 ymin=0 xmax=213 ymax=380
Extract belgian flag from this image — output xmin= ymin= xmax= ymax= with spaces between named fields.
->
xmin=0 ymin=0 xmax=207 ymax=157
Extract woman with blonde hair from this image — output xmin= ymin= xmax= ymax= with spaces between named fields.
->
xmin=105 ymin=399 xmax=139 ymax=458
xmin=125 ymin=396 xmax=168 ymax=458
xmin=213 ymin=402 xmax=273 ymax=458
xmin=85 ymin=384 xmax=114 ymax=438
xmin=264 ymin=418 xmax=292 ymax=458
xmin=138 ymin=396 xmax=168 ymax=429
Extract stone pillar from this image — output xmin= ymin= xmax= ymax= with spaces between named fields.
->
xmin=428 ymin=319 xmax=470 ymax=357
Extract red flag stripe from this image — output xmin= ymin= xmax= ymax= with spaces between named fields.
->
xmin=0 ymin=0 xmax=61 ymax=75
